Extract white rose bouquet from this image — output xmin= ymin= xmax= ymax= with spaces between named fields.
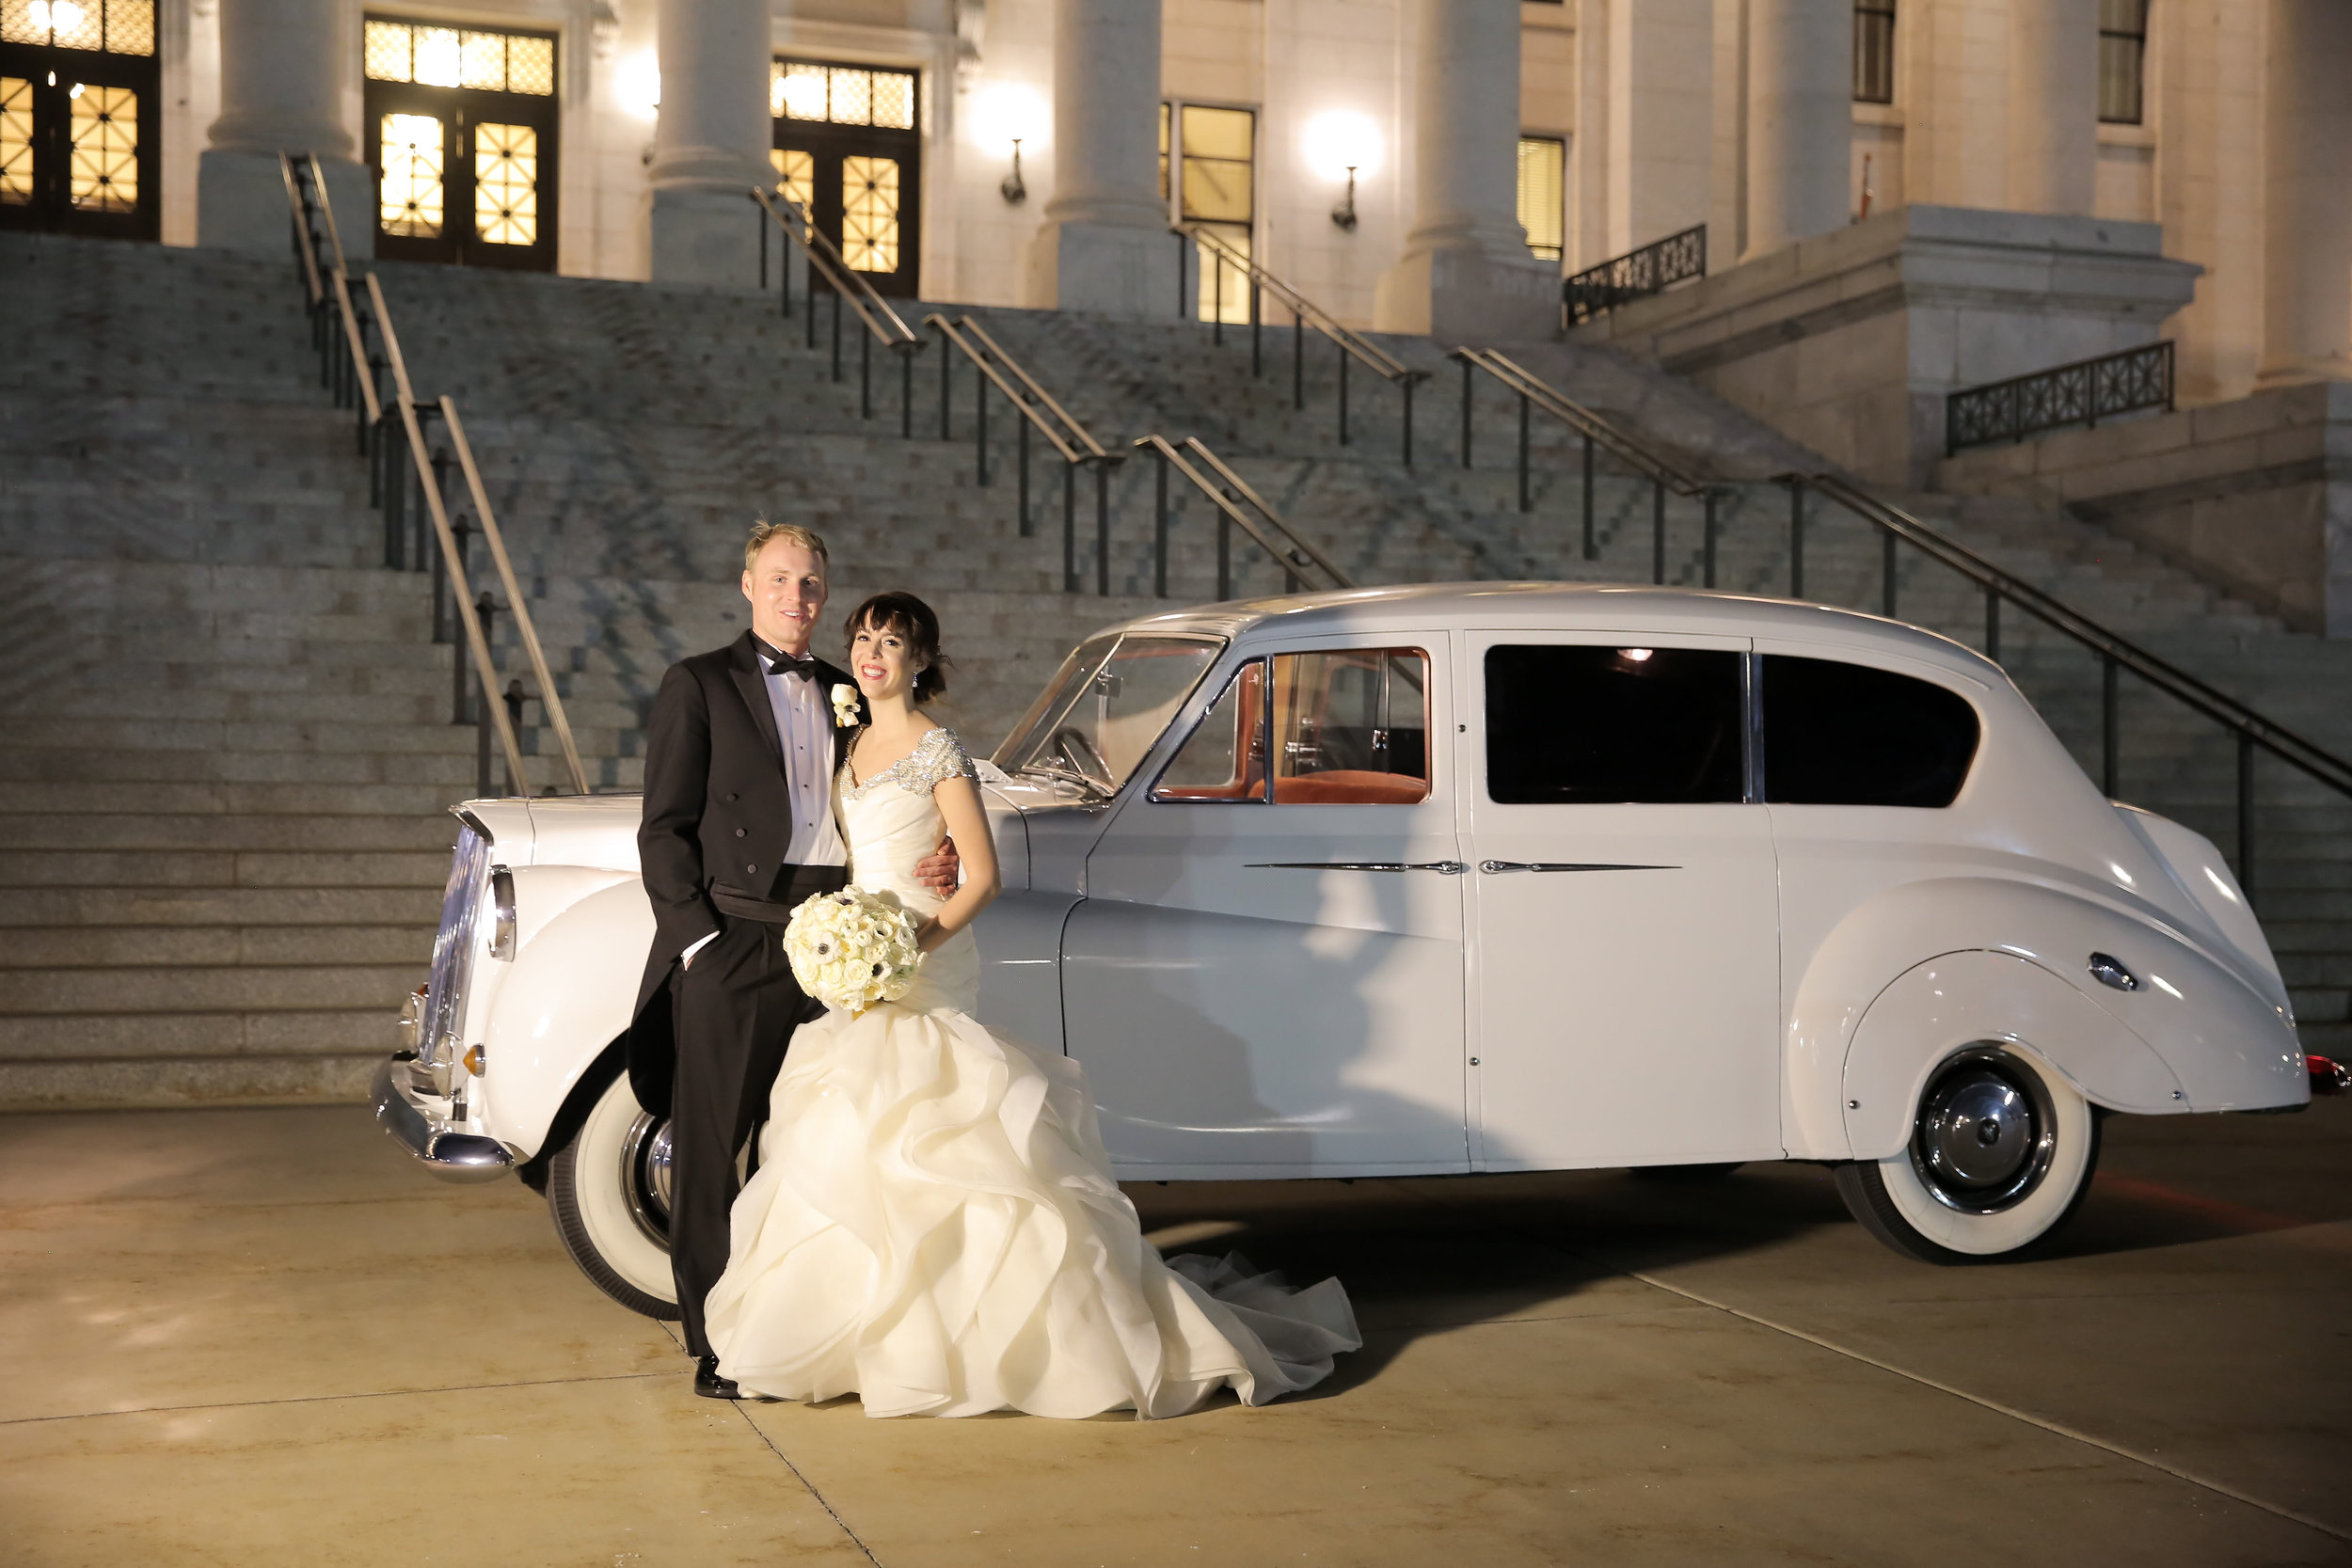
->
xmin=783 ymin=885 xmax=922 ymax=1015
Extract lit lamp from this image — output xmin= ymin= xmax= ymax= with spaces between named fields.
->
xmin=976 ymin=82 xmax=1047 ymax=208
xmin=1331 ymin=166 xmax=1359 ymax=231
xmin=1303 ymin=110 xmax=1380 ymax=234
xmin=1001 ymin=139 xmax=1026 ymax=205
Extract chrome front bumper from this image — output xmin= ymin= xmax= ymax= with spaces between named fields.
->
xmin=371 ymin=1053 xmax=516 ymax=1183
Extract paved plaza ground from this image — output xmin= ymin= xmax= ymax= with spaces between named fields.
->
xmin=4 ymin=1100 xmax=2350 ymax=1566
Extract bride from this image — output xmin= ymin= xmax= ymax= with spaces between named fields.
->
xmin=704 ymin=591 xmax=1360 ymax=1418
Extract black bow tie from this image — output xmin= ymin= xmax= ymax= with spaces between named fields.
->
xmin=761 ymin=648 xmax=818 ymax=680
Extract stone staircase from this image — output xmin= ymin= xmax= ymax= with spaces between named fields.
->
xmin=3 ymin=229 xmax=2344 ymax=1110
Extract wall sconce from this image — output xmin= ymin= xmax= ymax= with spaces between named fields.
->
xmin=1330 ymin=166 xmax=1358 ymax=231
xmin=1000 ymin=139 xmax=1026 ymax=204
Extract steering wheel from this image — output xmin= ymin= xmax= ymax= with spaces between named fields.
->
xmin=1049 ymin=727 xmax=1110 ymax=784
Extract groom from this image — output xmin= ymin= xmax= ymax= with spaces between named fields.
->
xmin=628 ymin=520 xmax=957 ymax=1398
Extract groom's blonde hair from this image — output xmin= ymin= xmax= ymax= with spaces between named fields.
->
xmin=743 ymin=518 xmax=830 ymax=572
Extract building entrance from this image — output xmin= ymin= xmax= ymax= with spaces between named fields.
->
xmin=362 ymin=16 xmax=557 ymax=271
xmin=0 ymin=0 xmax=160 ymax=243
xmin=771 ymin=57 xmax=920 ymax=299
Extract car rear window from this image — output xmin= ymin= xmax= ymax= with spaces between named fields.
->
xmin=1485 ymin=644 xmax=1744 ymax=804
xmin=1762 ymin=656 xmax=1979 ymax=807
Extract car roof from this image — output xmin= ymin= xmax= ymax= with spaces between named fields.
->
xmin=1103 ymin=582 xmax=2001 ymax=682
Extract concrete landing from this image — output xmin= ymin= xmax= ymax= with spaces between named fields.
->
xmin=4 ymin=1102 xmax=2348 ymax=1565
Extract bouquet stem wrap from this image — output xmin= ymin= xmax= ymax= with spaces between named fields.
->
xmin=783 ymin=886 xmax=923 ymax=1015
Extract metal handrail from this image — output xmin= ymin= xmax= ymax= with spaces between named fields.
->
xmin=1452 ymin=347 xmax=1725 ymax=585
xmin=1945 ymin=340 xmax=2175 ymax=455
xmin=927 ymin=311 xmax=1122 ymax=594
xmin=1795 ymin=471 xmax=2352 ymax=903
xmin=1564 ymin=224 xmax=1707 ymax=325
xmin=1175 ymin=224 xmax=1428 ymax=463
xmin=278 ymin=151 xmax=589 ymax=797
xmin=749 ymin=187 xmax=923 ymax=433
xmin=1133 ymin=435 xmax=1353 ymax=601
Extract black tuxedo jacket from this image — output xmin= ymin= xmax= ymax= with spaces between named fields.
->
xmin=626 ymin=632 xmax=862 ymax=1115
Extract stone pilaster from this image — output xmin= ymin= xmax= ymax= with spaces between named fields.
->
xmin=196 ymin=0 xmax=369 ymax=257
xmin=1741 ymin=0 xmax=1847 ymax=261
xmin=2258 ymin=0 xmax=2352 ymax=384
xmin=647 ymin=0 xmax=773 ymax=289
xmin=1020 ymin=0 xmax=1177 ymax=317
xmin=2007 ymin=0 xmax=2098 ymax=216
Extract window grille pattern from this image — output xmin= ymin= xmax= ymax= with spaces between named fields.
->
xmin=841 ymin=153 xmax=898 ymax=273
xmin=771 ymin=58 xmax=916 ymax=129
xmin=768 ymin=146 xmax=814 ymax=213
xmin=473 ymin=120 xmax=535 ymax=245
xmin=1853 ymin=0 xmax=1895 ymax=103
xmin=2098 ymin=0 xmax=2146 ymax=124
xmin=1172 ymin=103 xmax=1254 ymax=325
xmin=364 ymin=17 xmax=554 ymax=96
xmin=65 ymin=76 xmax=132 ymax=210
xmin=0 ymin=75 xmax=30 ymax=204
xmin=1 ymin=0 xmax=151 ymax=54
xmin=378 ymin=111 xmax=444 ymax=238
xmin=1517 ymin=135 xmax=1564 ymax=261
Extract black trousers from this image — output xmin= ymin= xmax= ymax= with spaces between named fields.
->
xmin=667 ymin=914 xmax=822 ymax=1357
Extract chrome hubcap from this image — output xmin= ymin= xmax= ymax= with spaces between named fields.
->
xmin=1909 ymin=1049 xmax=2058 ymax=1214
xmin=619 ymin=1111 xmax=675 ymax=1251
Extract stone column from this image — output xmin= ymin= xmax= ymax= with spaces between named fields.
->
xmin=2260 ymin=0 xmax=2352 ymax=383
xmin=1020 ymin=0 xmax=1176 ymax=316
xmin=2007 ymin=0 xmax=2098 ymax=216
xmin=197 ymin=0 xmax=370 ymax=256
xmin=1372 ymin=0 xmax=1553 ymax=341
xmin=1741 ymin=0 xmax=1848 ymax=261
xmin=647 ymin=0 xmax=773 ymax=287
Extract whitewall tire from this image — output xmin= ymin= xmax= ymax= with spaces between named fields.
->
xmin=1835 ymin=1044 xmax=2101 ymax=1263
xmin=546 ymin=1069 xmax=681 ymax=1319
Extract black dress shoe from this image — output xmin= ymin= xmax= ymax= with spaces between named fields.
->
xmin=693 ymin=1354 xmax=742 ymax=1401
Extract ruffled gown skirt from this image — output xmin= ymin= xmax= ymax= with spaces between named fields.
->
xmin=703 ymin=930 xmax=1360 ymax=1419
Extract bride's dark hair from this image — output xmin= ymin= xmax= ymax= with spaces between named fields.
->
xmin=843 ymin=591 xmax=951 ymax=702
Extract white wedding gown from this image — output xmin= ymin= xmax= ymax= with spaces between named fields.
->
xmin=704 ymin=727 xmax=1361 ymax=1418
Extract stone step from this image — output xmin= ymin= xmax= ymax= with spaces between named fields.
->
xmin=0 ymin=884 xmax=445 ymax=928
xmin=0 ymin=962 xmax=420 ymax=1014
xmin=0 ymin=849 xmax=450 ymax=890
xmin=0 ymin=923 xmax=430 ymax=968
xmin=0 ymin=813 xmax=464 ymax=852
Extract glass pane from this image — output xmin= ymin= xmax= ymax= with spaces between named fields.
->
xmin=414 ymin=25 xmax=461 ymax=88
xmin=459 ymin=31 xmax=506 ymax=91
xmin=364 ymin=18 xmax=411 ymax=82
xmin=1181 ymin=156 xmax=1251 ymax=223
xmin=1761 ymin=657 xmax=1979 ymax=807
xmin=1181 ymin=103 xmax=1253 ymax=162
xmin=103 ymin=0 xmax=152 ymax=56
xmin=0 ymin=76 xmax=33 ymax=205
xmin=1153 ymin=660 xmax=1268 ymax=802
xmin=1003 ymin=636 xmax=1224 ymax=794
xmin=50 ymin=0 xmax=102 ymax=50
xmin=473 ymin=121 xmax=536 ymax=245
xmin=379 ymin=111 xmax=445 ymax=238
xmin=778 ymin=60 xmax=826 ymax=120
xmin=870 ymin=71 xmax=914 ymax=130
xmin=770 ymin=146 xmax=814 ymax=214
xmin=0 ymin=3 xmax=42 ymax=46
xmin=1272 ymin=650 xmax=1431 ymax=804
xmin=841 ymin=153 xmax=898 ymax=272
xmin=2097 ymin=34 xmax=2143 ymax=123
xmin=1517 ymin=136 xmax=1564 ymax=261
xmin=506 ymin=35 xmax=555 ymax=96
xmin=1485 ymin=644 xmax=1744 ymax=804
xmin=1157 ymin=102 xmax=1170 ymax=202
xmin=829 ymin=66 xmax=870 ymax=125
xmin=67 ymin=81 xmax=135 ymax=212
xmin=1193 ymin=224 xmax=1250 ymax=325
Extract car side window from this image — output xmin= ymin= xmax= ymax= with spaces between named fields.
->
xmin=1273 ymin=648 xmax=1431 ymax=804
xmin=1761 ymin=656 xmax=1979 ymax=807
xmin=1152 ymin=659 xmax=1268 ymax=801
xmin=1485 ymin=644 xmax=1744 ymax=804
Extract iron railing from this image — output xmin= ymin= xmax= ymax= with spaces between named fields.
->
xmin=1563 ymin=224 xmax=1706 ymax=325
xmin=750 ymin=187 xmax=926 ymax=435
xmin=1451 ymin=347 xmax=1725 ymax=585
xmin=925 ymin=312 xmax=1123 ymax=595
xmin=1132 ymin=436 xmax=1353 ymax=601
xmin=1945 ymin=340 xmax=2175 ymax=455
xmin=1175 ymin=225 xmax=1430 ymax=465
xmin=279 ymin=151 xmax=587 ymax=798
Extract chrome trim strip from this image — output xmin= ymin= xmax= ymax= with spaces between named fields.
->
xmin=370 ymin=1054 xmax=515 ymax=1184
xmin=1478 ymin=861 xmax=1679 ymax=873
xmin=489 ymin=865 xmax=516 ymax=960
xmin=452 ymin=806 xmax=494 ymax=846
xmin=1248 ymin=861 xmax=1468 ymax=874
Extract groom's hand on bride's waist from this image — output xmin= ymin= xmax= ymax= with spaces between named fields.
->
xmin=915 ymin=835 xmax=960 ymax=895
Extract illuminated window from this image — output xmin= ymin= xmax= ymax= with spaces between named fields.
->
xmin=65 ymin=77 xmax=133 ymax=210
xmin=0 ymin=76 xmax=30 ymax=205
xmin=1517 ymin=135 xmax=1564 ymax=261
xmin=1853 ymin=0 xmax=1895 ymax=104
xmin=768 ymin=146 xmax=814 ymax=213
xmin=771 ymin=57 xmax=917 ymax=128
xmin=473 ymin=120 xmax=535 ymax=245
xmin=1169 ymin=103 xmax=1254 ymax=325
xmin=378 ymin=111 xmax=444 ymax=238
xmin=841 ymin=153 xmax=898 ymax=273
xmin=363 ymin=16 xmax=555 ymax=95
xmin=1 ymin=0 xmax=152 ymax=54
xmin=2098 ymin=0 xmax=2147 ymax=124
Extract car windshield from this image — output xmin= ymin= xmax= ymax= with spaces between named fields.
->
xmin=994 ymin=634 xmax=1224 ymax=795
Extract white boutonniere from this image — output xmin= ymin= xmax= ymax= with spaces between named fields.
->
xmin=830 ymin=682 xmax=861 ymax=729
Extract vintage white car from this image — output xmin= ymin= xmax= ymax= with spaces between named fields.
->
xmin=373 ymin=583 xmax=2311 ymax=1314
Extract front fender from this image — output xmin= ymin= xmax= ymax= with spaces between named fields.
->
xmin=478 ymin=876 xmax=655 ymax=1158
xmin=1785 ymin=876 xmax=2304 ymax=1158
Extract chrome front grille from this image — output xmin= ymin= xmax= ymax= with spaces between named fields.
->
xmin=417 ymin=825 xmax=491 ymax=1067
